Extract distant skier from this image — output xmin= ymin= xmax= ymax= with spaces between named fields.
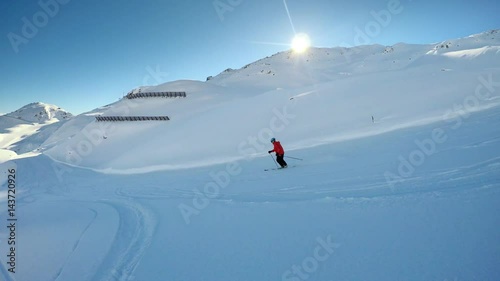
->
xmin=268 ymin=138 xmax=288 ymax=168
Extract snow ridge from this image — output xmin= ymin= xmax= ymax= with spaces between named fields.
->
xmin=0 ymin=102 xmax=73 ymax=160
xmin=5 ymin=102 xmax=72 ymax=123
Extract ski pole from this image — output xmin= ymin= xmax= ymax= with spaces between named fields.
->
xmin=269 ymin=154 xmax=280 ymax=168
xmin=285 ymin=156 xmax=303 ymax=161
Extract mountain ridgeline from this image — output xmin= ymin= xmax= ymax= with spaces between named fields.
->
xmin=1 ymin=30 xmax=499 ymax=172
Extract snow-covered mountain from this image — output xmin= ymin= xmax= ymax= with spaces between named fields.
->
xmin=1 ymin=30 xmax=500 ymax=281
xmin=4 ymin=102 xmax=72 ymax=123
xmin=38 ymin=29 xmax=500 ymax=173
xmin=207 ymin=29 xmax=499 ymax=90
xmin=0 ymin=102 xmax=72 ymax=158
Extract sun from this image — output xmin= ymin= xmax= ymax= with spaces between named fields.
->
xmin=291 ymin=33 xmax=311 ymax=53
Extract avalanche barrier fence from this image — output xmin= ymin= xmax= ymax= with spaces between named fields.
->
xmin=126 ymin=92 xmax=187 ymax=99
xmin=95 ymin=116 xmax=170 ymax=122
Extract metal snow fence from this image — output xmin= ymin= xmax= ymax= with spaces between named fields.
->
xmin=126 ymin=92 xmax=187 ymax=99
xmin=95 ymin=116 xmax=170 ymax=122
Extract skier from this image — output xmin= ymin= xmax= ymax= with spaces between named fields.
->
xmin=268 ymin=138 xmax=288 ymax=168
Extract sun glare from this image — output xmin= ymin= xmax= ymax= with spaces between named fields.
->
xmin=291 ymin=33 xmax=311 ymax=53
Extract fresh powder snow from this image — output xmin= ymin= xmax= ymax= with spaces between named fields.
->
xmin=0 ymin=30 xmax=499 ymax=281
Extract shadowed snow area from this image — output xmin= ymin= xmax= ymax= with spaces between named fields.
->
xmin=0 ymin=30 xmax=499 ymax=281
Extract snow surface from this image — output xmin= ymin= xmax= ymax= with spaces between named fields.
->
xmin=38 ymin=30 xmax=500 ymax=173
xmin=4 ymin=102 xmax=72 ymax=123
xmin=0 ymin=103 xmax=72 ymax=160
xmin=0 ymin=30 xmax=499 ymax=281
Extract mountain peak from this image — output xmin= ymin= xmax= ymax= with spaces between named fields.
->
xmin=6 ymin=102 xmax=73 ymax=123
xmin=206 ymin=29 xmax=499 ymax=92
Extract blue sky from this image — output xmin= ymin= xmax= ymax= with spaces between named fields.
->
xmin=1 ymin=0 xmax=499 ymax=115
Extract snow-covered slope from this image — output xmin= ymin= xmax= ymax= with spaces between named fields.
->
xmin=42 ymin=30 xmax=500 ymax=173
xmin=1 ymin=30 xmax=500 ymax=281
xmin=4 ymin=96 xmax=500 ymax=281
xmin=0 ymin=102 xmax=72 ymax=159
xmin=207 ymin=29 xmax=499 ymax=91
xmin=5 ymin=102 xmax=72 ymax=123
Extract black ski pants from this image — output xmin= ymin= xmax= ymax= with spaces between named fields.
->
xmin=276 ymin=154 xmax=287 ymax=167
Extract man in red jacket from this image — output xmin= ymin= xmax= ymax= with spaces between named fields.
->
xmin=268 ymin=138 xmax=288 ymax=168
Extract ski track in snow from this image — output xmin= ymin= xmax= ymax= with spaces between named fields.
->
xmin=3 ymin=107 xmax=499 ymax=280
xmin=53 ymin=207 xmax=98 ymax=281
xmin=2 ymin=154 xmax=158 ymax=281
xmin=112 ymin=154 xmax=500 ymax=204
xmin=91 ymin=199 xmax=157 ymax=281
xmin=1 ymin=30 xmax=499 ymax=281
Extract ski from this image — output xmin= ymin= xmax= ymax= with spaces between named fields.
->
xmin=264 ymin=165 xmax=295 ymax=171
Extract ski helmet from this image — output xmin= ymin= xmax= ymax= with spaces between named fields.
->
xmin=270 ymin=138 xmax=276 ymax=143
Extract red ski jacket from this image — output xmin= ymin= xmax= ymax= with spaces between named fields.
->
xmin=271 ymin=141 xmax=285 ymax=155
